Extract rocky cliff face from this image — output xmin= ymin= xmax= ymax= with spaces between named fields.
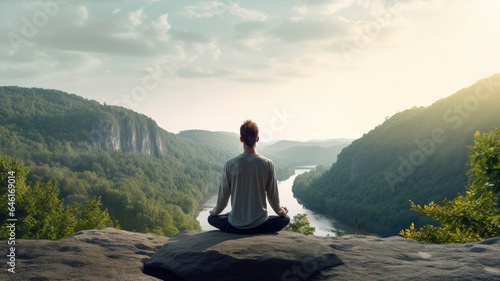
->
xmin=86 ymin=113 xmax=166 ymax=157
xmin=0 ymin=87 xmax=169 ymax=158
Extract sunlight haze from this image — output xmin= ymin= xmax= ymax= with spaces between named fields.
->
xmin=2 ymin=0 xmax=499 ymax=141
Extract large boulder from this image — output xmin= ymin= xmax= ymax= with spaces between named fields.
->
xmin=142 ymin=230 xmax=343 ymax=281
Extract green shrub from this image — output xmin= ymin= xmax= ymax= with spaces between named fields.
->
xmin=285 ymin=213 xmax=316 ymax=236
xmin=400 ymin=129 xmax=500 ymax=243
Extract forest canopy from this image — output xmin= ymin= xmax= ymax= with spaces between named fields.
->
xmin=0 ymin=86 xmax=293 ymax=237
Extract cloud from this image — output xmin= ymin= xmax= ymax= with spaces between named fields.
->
xmin=2 ymin=4 xmax=178 ymax=57
xmin=295 ymin=0 xmax=355 ymax=15
xmin=229 ymin=4 xmax=268 ymax=21
xmin=128 ymin=7 xmax=146 ymax=26
xmin=152 ymin=13 xmax=171 ymax=41
xmin=78 ymin=5 xmax=89 ymax=25
xmin=74 ymin=53 xmax=102 ymax=73
xmin=177 ymin=66 xmax=233 ymax=78
xmin=233 ymin=21 xmax=268 ymax=37
xmin=0 ymin=0 xmax=450 ymax=91
xmin=170 ymin=30 xmax=209 ymax=43
xmin=180 ymin=1 xmax=268 ymax=21
xmin=270 ymin=19 xmax=348 ymax=42
xmin=0 ymin=49 xmax=102 ymax=81
xmin=231 ymin=21 xmax=268 ymax=51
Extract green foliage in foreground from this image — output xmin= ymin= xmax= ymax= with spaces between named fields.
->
xmin=0 ymin=155 xmax=116 ymax=240
xmin=400 ymin=129 xmax=500 ymax=243
xmin=285 ymin=213 xmax=316 ymax=236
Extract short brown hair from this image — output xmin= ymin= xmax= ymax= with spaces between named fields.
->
xmin=240 ymin=120 xmax=259 ymax=146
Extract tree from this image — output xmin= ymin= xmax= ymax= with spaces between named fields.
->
xmin=285 ymin=213 xmax=316 ymax=236
xmin=71 ymin=196 xmax=116 ymax=232
xmin=400 ymin=129 xmax=500 ymax=243
xmin=19 ymin=181 xmax=77 ymax=239
xmin=0 ymin=155 xmax=117 ymax=240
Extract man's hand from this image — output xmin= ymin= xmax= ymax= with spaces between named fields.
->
xmin=209 ymin=210 xmax=215 ymax=216
xmin=280 ymin=206 xmax=288 ymax=216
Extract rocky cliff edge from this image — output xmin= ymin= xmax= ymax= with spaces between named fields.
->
xmin=2 ymin=228 xmax=499 ymax=281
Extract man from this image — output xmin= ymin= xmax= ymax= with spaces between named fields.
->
xmin=208 ymin=120 xmax=290 ymax=234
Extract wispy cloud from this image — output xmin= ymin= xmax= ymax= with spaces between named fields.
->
xmin=1 ymin=0 xmax=499 ymax=140
xmin=180 ymin=1 xmax=268 ymax=21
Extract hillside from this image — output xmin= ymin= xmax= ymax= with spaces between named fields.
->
xmin=0 ymin=87 xmax=289 ymax=237
xmin=293 ymin=73 xmax=500 ymax=236
xmin=260 ymin=139 xmax=352 ymax=166
xmin=0 ymin=86 xmax=227 ymax=236
xmin=262 ymin=139 xmax=350 ymax=150
xmin=178 ymin=130 xmax=241 ymax=163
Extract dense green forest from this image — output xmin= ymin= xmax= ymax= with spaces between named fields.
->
xmin=401 ymin=128 xmax=500 ymax=243
xmin=0 ymin=86 xmax=294 ymax=237
xmin=293 ymin=74 xmax=500 ymax=236
xmin=0 ymin=154 xmax=115 ymax=240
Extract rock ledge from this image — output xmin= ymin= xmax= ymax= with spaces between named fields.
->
xmin=143 ymin=230 xmax=342 ymax=281
xmin=3 ymin=228 xmax=499 ymax=281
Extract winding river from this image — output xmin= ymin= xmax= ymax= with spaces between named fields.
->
xmin=196 ymin=168 xmax=354 ymax=236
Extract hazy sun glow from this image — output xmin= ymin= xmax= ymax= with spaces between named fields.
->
xmin=2 ymin=0 xmax=499 ymax=141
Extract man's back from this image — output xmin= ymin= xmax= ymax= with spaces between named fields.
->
xmin=212 ymin=153 xmax=282 ymax=229
xmin=208 ymin=119 xmax=289 ymax=234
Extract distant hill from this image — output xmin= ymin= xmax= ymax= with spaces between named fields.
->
xmin=262 ymin=139 xmax=352 ymax=151
xmin=260 ymin=139 xmax=352 ymax=166
xmin=178 ymin=130 xmax=241 ymax=162
xmin=178 ymin=130 xmax=352 ymax=168
xmin=293 ymin=73 xmax=500 ymax=236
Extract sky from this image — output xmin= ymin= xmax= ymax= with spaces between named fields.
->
xmin=1 ymin=0 xmax=500 ymax=142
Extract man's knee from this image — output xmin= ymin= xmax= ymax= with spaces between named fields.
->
xmin=208 ymin=215 xmax=220 ymax=228
xmin=283 ymin=214 xmax=290 ymax=224
xmin=278 ymin=215 xmax=290 ymax=228
xmin=268 ymin=215 xmax=290 ymax=231
xmin=208 ymin=214 xmax=229 ymax=230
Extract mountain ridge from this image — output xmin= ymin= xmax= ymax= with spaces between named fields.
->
xmin=293 ymin=73 xmax=500 ymax=236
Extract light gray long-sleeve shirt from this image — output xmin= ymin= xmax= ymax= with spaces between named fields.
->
xmin=211 ymin=153 xmax=285 ymax=229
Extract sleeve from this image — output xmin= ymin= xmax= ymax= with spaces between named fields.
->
xmin=266 ymin=161 xmax=286 ymax=216
xmin=211 ymin=162 xmax=231 ymax=216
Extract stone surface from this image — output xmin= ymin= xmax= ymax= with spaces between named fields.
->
xmin=0 ymin=227 xmax=170 ymax=281
xmin=315 ymin=235 xmax=500 ymax=281
xmin=142 ymin=230 xmax=343 ymax=281
xmin=1 ymin=228 xmax=499 ymax=281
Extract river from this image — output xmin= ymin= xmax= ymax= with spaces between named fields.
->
xmin=196 ymin=168 xmax=353 ymax=236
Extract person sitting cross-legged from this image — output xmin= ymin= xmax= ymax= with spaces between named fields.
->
xmin=208 ymin=119 xmax=290 ymax=234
